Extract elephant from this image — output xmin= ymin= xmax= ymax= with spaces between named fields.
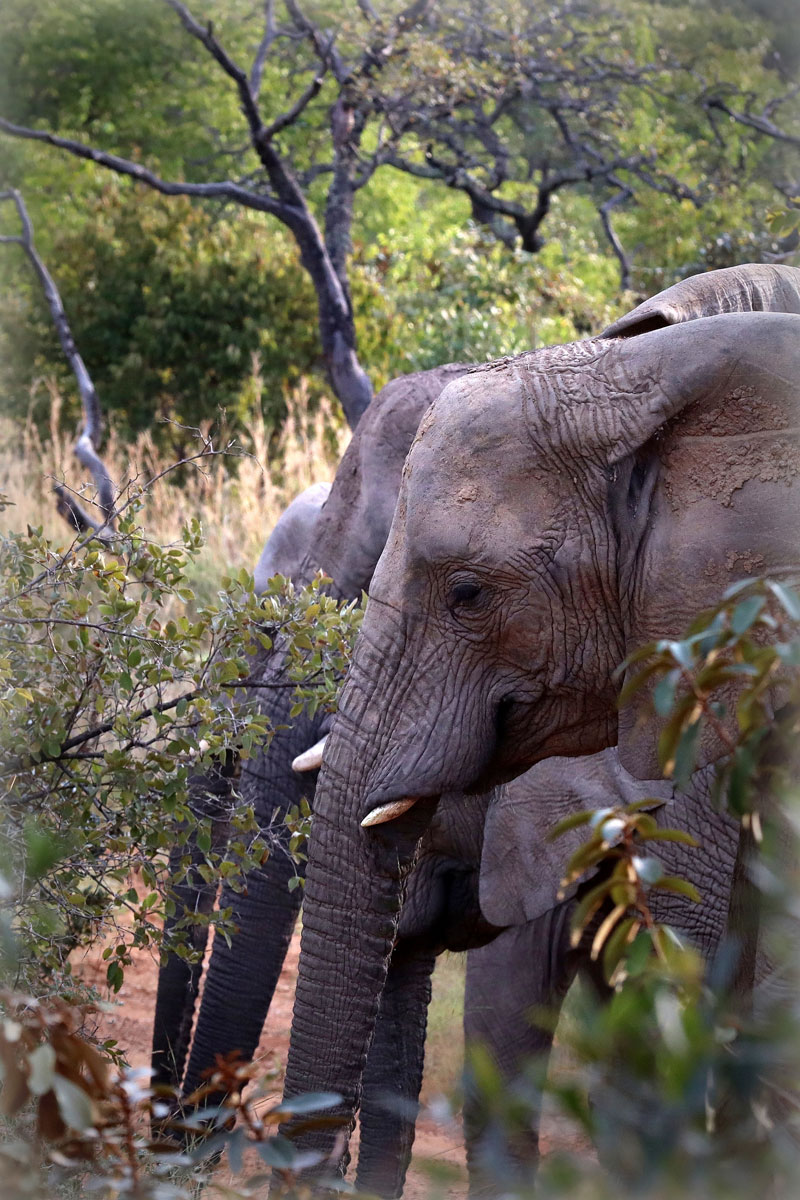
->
xmin=150 ymin=365 xmax=473 ymax=1101
xmin=279 ymin=263 xmax=800 ymax=1180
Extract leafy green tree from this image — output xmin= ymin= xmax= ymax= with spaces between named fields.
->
xmin=0 ymin=188 xmax=322 ymax=439
xmin=1 ymin=0 xmax=797 ymax=437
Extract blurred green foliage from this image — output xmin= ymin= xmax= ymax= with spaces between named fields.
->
xmin=459 ymin=578 xmax=800 ymax=1199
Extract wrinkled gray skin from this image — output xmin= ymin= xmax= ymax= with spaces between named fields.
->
xmin=281 ymin=264 xmax=800 ymax=1179
xmin=253 ymin=481 xmax=332 ymax=594
xmin=152 ymin=365 xmax=594 ymax=1195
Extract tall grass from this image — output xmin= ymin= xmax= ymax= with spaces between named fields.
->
xmin=0 ymin=365 xmax=349 ymax=595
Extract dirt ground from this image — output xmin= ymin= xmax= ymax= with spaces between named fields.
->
xmin=74 ymin=925 xmax=591 ymax=1198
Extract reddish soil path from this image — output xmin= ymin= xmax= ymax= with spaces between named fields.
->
xmin=74 ymin=927 xmax=591 ymax=1197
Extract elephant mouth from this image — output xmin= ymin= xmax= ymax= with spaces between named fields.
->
xmin=359 ymin=695 xmax=521 ymax=827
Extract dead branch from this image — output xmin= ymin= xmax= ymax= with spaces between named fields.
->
xmin=0 ymin=189 xmax=115 ymax=537
xmin=703 ymin=95 xmax=800 ymax=149
xmin=250 ymin=0 xmax=278 ymax=100
xmin=599 ymin=184 xmax=634 ymax=291
xmin=0 ymin=119 xmax=287 ymax=219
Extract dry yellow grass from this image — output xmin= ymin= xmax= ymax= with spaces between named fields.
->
xmin=0 ymin=368 xmax=349 ymax=591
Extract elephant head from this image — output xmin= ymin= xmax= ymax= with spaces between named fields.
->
xmin=253 ymin=481 xmax=331 ymax=594
xmin=281 ymin=264 xmax=800 ymax=1168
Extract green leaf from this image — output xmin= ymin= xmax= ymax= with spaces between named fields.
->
xmin=271 ymin=1092 xmax=342 ymax=1116
xmin=731 ymin=595 xmax=766 ymax=634
xmin=766 ymin=580 xmax=800 ymax=621
xmin=548 ymin=809 xmax=594 ymax=840
xmin=602 ymin=916 xmax=638 ymax=979
xmin=653 ymin=875 xmax=701 ymax=903
xmin=570 ymin=878 xmax=617 ymax=945
xmin=631 ymin=854 xmax=663 ymax=885
xmin=643 ymin=828 xmax=700 ymax=847
xmin=672 ymin=719 xmax=702 ymax=787
xmin=106 ymin=961 xmax=124 ymax=992
xmin=653 ymin=668 xmax=681 ymax=718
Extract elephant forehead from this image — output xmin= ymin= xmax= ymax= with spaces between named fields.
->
xmin=403 ymin=440 xmax=545 ymax=564
xmin=405 ymin=338 xmax=618 ymax=479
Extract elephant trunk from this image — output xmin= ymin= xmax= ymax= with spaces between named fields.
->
xmin=280 ymin=663 xmax=434 ymax=1172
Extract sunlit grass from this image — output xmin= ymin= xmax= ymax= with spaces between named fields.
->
xmin=0 ymin=365 xmax=349 ymax=594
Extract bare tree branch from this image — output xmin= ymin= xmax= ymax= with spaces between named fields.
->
xmin=284 ymin=0 xmax=347 ymax=83
xmin=599 ymin=184 xmax=634 ymax=291
xmin=703 ymin=95 xmax=800 ymax=149
xmin=251 ymin=0 xmax=278 ymax=100
xmin=160 ymin=0 xmax=371 ymax=425
xmin=263 ymin=73 xmax=325 ymax=140
xmin=0 ymin=119 xmax=289 ymax=218
xmin=356 ymin=0 xmax=380 ymax=21
xmin=0 ymin=189 xmax=115 ymax=536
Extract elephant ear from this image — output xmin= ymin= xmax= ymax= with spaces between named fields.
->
xmin=602 ymin=264 xmax=800 ymax=338
xmin=310 ymin=363 xmax=474 ymax=596
xmin=594 ymin=310 xmax=800 ymax=777
xmin=479 ymin=750 xmax=674 ymax=927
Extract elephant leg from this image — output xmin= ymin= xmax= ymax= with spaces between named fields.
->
xmin=462 ymin=905 xmax=576 ymax=1195
xmin=173 ymin=660 xmax=324 ymax=1103
xmin=355 ymin=942 xmax=437 ymax=1199
xmin=151 ymin=761 xmax=235 ymax=1094
xmin=181 ymin=845 xmax=304 ymax=1098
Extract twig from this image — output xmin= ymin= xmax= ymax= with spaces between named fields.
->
xmin=2 ymin=687 xmax=205 ymax=777
xmin=250 ymin=0 xmax=277 ymax=99
xmin=599 ymin=185 xmax=634 ymax=291
xmin=265 ymin=73 xmax=326 ymax=140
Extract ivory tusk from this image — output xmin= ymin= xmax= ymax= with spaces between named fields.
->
xmin=291 ymin=737 xmax=328 ymax=773
xmin=361 ymin=797 xmax=419 ymax=827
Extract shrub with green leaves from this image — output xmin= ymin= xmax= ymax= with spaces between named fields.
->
xmin=463 ymin=577 xmax=800 ymax=1198
xmin=0 ymin=477 xmax=365 ymax=1002
xmin=0 ymin=492 xmax=272 ymax=996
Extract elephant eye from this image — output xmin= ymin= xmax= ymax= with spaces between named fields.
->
xmin=449 ymin=579 xmax=482 ymax=609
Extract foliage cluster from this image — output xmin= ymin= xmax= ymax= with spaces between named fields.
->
xmin=0 ymin=468 xmax=364 ymax=1005
xmin=465 ymin=578 xmax=800 ymax=1199
xmin=0 ymin=469 xmax=364 ymax=1198
xmin=0 ymin=987 xmax=343 ymax=1200
xmin=0 ymin=488 xmax=269 ymax=998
